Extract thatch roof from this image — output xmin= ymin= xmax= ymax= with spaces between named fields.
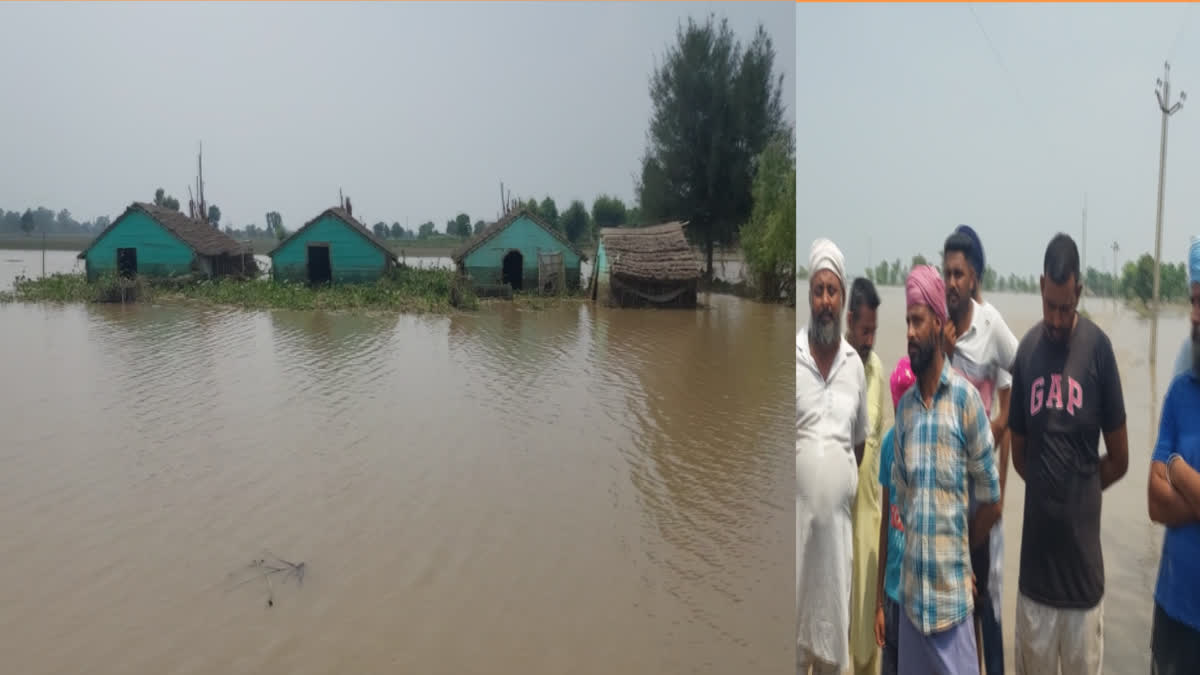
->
xmin=78 ymin=202 xmax=248 ymax=260
xmin=599 ymin=221 xmax=701 ymax=282
xmin=451 ymin=208 xmax=587 ymax=263
xmin=270 ymin=207 xmax=398 ymax=262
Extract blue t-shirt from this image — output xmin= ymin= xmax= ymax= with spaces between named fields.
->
xmin=877 ymin=427 xmax=905 ymax=604
xmin=1153 ymin=370 xmax=1200 ymax=632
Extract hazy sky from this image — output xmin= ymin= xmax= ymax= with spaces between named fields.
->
xmin=0 ymin=1 xmax=794 ymax=233
xmin=799 ymin=3 xmax=1200 ymax=279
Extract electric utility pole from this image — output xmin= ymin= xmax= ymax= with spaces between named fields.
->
xmin=1151 ymin=62 xmax=1185 ymax=431
xmin=1112 ymin=240 xmax=1119 ymax=310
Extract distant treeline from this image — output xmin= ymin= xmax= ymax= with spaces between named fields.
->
xmin=0 ymin=207 xmax=109 ymax=236
xmin=354 ymin=194 xmax=640 ymax=245
xmin=2 ymin=192 xmax=641 ymax=248
xmin=796 ymin=252 xmax=1192 ymax=303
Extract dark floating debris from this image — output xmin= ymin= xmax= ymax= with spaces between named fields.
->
xmin=228 ymin=552 xmax=306 ymax=608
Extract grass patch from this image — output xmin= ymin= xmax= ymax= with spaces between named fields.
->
xmin=486 ymin=288 xmax=591 ymax=311
xmin=0 ymin=266 xmax=479 ymax=313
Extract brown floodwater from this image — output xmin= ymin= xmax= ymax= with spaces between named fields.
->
xmin=800 ymin=281 xmax=1184 ymax=673
xmin=0 ymin=292 xmax=794 ymax=674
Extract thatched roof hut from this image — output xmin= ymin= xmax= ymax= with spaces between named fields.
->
xmin=594 ymin=222 xmax=701 ymax=308
xmin=78 ymin=202 xmax=257 ymax=281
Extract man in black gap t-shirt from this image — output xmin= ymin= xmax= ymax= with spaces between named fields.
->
xmin=1008 ymin=234 xmax=1130 ymax=675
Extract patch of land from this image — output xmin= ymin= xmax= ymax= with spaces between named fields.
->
xmin=0 ymin=268 xmax=479 ymax=313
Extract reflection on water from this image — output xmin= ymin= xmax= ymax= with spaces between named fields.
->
xmin=799 ymin=281 xmax=1181 ymax=672
xmin=0 ymin=292 xmax=792 ymax=674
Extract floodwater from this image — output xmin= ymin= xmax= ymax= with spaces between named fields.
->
xmin=800 ymin=281 xmax=1183 ymax=673
xmin=0 ymin=286 xmax=794 ymax=673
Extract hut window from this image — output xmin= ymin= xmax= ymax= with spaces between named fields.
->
xmin=502 ymin=250 xmax=523 ymax=291
xmin=116 ymin=248 xmax=138 ymax=278
xmin=307 ymin=244 xmax=332 ymax=284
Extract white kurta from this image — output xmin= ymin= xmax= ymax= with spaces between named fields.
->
xmin=796 ymin=327 xmax=868 ymax=670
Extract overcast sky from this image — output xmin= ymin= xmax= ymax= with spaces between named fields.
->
xmin=0 ymin=1 xmax=794 ymax=232
xmin=799 ymin=3 xmax=1200 ymax=279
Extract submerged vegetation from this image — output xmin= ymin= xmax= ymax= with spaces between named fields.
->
xmin=0 ymin=266 xmax=480 ymax=313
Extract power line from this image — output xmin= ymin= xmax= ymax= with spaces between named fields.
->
xmin=967 ymin=3 xmax=1028 ymax=111
xmin=1168 ymin=3 xmax=1195 ymax=62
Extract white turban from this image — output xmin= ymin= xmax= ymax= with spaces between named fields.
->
xmin=809 ymin=238 xmax=846 ymax=292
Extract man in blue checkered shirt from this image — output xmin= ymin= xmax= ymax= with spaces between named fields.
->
xmin=892 ymin=265 xmax=1002 ymax=674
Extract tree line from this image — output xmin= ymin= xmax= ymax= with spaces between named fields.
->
xmin=360 ymin=193 xmax=637 ymax=245
xmin=0 ymin=207 xmax=110 ymax=236
xmin=797 ymin=252 xmax=1194 ymax=304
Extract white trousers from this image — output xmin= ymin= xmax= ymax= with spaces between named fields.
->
xmin=796 ymin=647 xmax=841 ymax=675
xmin=1014 ymin=592 xmax=1104 ymax=675
xmin=796 ymin=443 xmax=857 ymax=672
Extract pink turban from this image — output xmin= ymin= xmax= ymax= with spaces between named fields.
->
xmin=905 ymin=264 xmax=948 ymax=323
xmin=890 ymin=356 xmax=916 ymax=412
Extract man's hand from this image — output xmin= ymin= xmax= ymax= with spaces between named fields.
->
xmin=969 ymin=574 xmax=977 ymax=600
xmin=874 ymin=606 xmax=886 ymax=647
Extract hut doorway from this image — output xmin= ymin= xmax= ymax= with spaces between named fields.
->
xmin=307 ymin=244 xmax=332 ymax=284
xmin=116 ymin=247 xmax=138 ymax=278
xmin=502 ymin=250 xmax=523 ymax=291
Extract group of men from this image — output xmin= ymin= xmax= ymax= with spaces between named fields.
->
xmin=796 ymin=227 xmax=1164 ymax=674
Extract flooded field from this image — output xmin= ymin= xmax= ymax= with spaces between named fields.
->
xmin=0 ymin=285 xmax=793 ymax=673
xmin=800 ymin=280 xmax=1183 ymax=673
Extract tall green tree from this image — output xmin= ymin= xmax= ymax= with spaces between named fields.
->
xmin=20 ymin=208 xmax=34 ymax=235
xmin=454 ymin=213 xmax=472 ymax=238
xmin=592 ymin=195 xmax=628 ymax=229
xmin=207 ymin=205 xmax=221 ymax=226
xmin=739 ymin=132 xmax=795 ymax=303
xmin=637 ymin=15 xmax=786 ymax=278
xmin=266 ymin=211 xmax=285 ymax=241
xmin=538 ymin=197 xmax=559 ymax=230
xmin=153 ymin=188 xmax=181 ymax=211
xmin=560 ymin=200 xmax=590 ymax=243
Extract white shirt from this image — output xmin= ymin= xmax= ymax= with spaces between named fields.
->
xmin=949 ymin=299 xmax=1019 ymax=419
xmin=797 ymin=326 xmax=868 ymax=455
xmin=949 ymin=299 xmax=1017 ymax=622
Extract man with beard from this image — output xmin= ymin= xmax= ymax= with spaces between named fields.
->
xmin=892 ymin=265 xmax=1001 ymax=675
xmin=1146 ymin=236 xmax=1200 ymax=674
xmin=797 ymin=239 xmax=869 ymax=674
xmin=846 ymin=277 xmax=886 ymax=675
xmin=1009 ymin=233 xmax=1129 ymax=675
xmin=942 ymin=227 xmax=1018 ymax=675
